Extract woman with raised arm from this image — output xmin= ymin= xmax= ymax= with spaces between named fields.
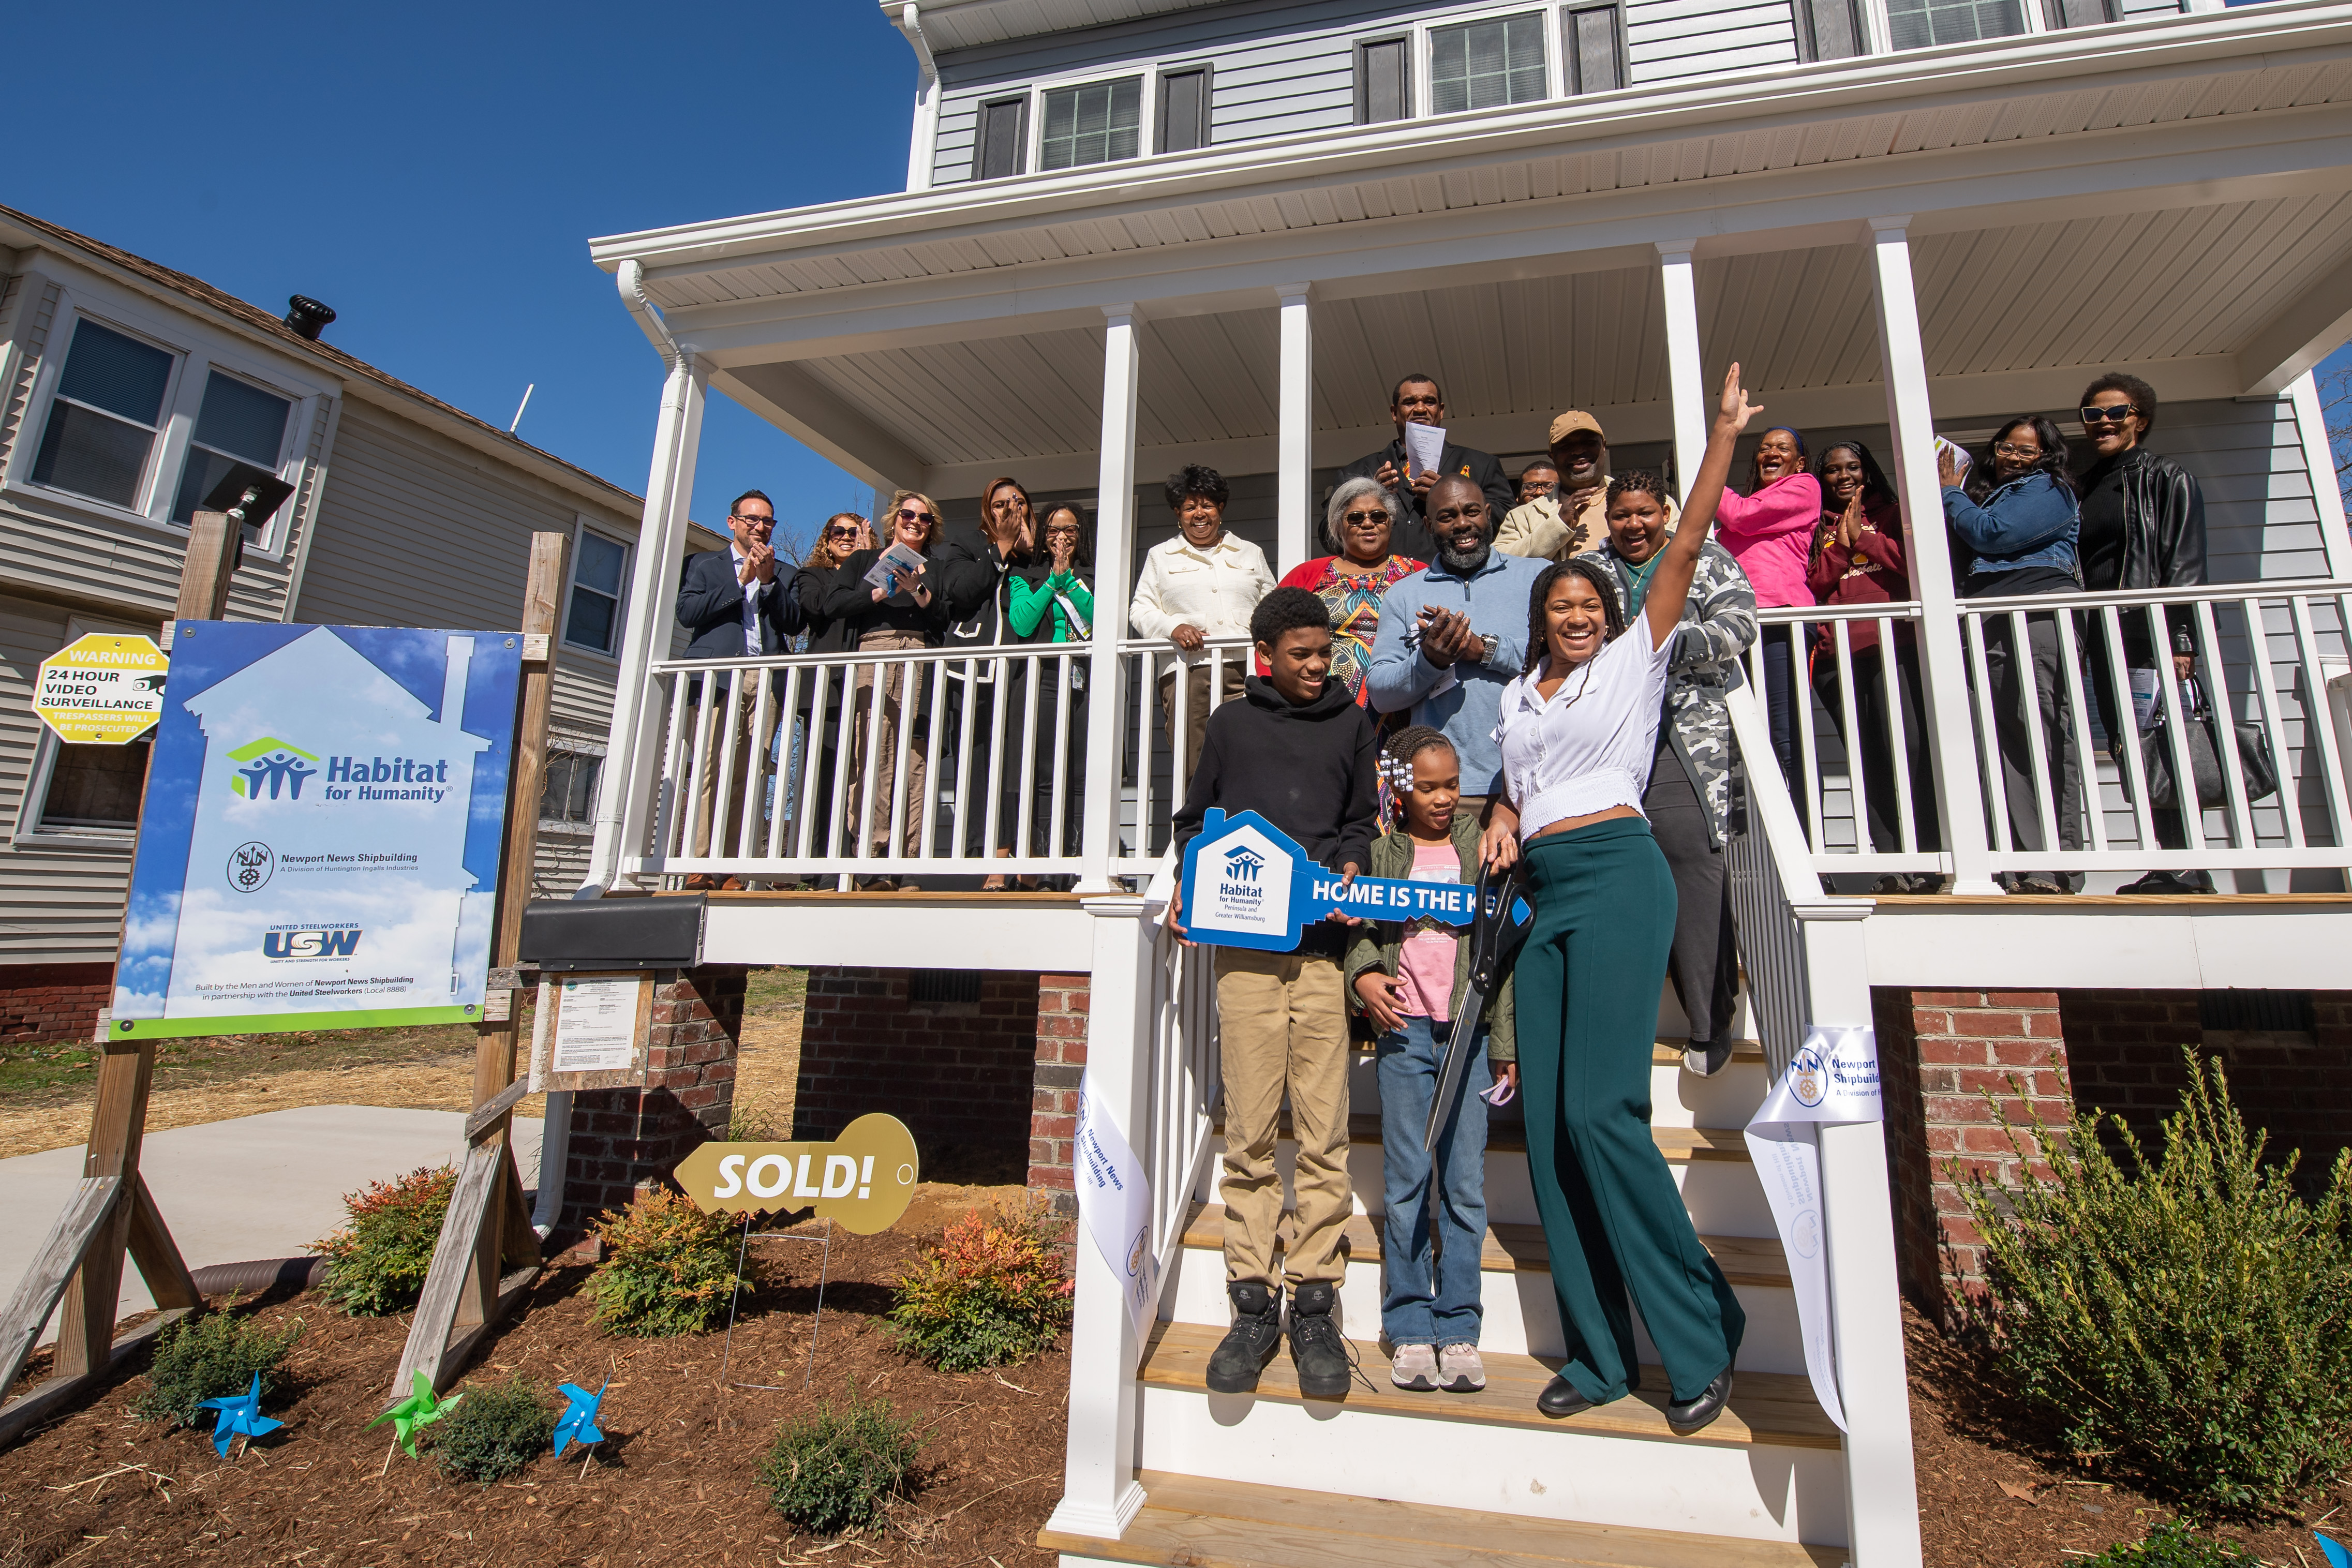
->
xmin=1477 ymin=364 xmax=1757 ymax=1436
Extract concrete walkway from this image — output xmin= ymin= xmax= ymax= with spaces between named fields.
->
xmin=2 ymin=1105 xmax=542 ymax=1346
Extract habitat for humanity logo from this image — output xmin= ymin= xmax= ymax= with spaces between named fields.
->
xmin=1223 ymin=846 xmax=1266 ymax=883
xmin=263 ymin=924 xmax=363 ymax=959
xmin=228 ymin=737 xmax=321 ymax=800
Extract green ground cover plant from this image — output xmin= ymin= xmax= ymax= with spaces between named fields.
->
xmin=312 ymin=1163 xmax=457 ymax=1315
xmin=759 ymin=1391 xmax=922 ymax=1534
xmin=888 ymin=1194 xmax=1073 ymax=1372
xmin=2077 ymin=1521 xmax=2265 ymax=1565
xmin=433 ymin=1375 xmax=556 ymax=1483
xmin=131 ymin=1306 xmax=302 ymax=1428
xmin=590 ymin=1188 xmax=747 ymax=1336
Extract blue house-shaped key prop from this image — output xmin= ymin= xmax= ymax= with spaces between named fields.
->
xmin=1179 ymin=809 xmax=1519 ymax=952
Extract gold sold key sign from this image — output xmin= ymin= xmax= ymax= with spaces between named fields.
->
xmin=35 ymin=633 xmax=168 ymax=745
xmin=673 ymin=1113 xmax=920 ymax=1234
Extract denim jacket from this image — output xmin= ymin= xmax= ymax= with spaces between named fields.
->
xmin=1941 ymin=471 xmax=2079 ymax=581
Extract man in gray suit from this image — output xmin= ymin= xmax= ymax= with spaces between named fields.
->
xmin=677 ymin=490 xmax=805 ymax=885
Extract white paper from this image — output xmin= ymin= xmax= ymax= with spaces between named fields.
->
xmin=2130 ymin=667 xmax=2162 ymax=733
xmin=1933 ymin=436 xmax=1972 ymax=482
xmin=1403 ymin=422 xmax=1447 ymax=482
xmin=1741 ymin=1024 xmax=1883 ymax=1433
xmin=552 ymin=976 xmax=639 ymax=1074
xmin=862 ymin=542 xmax=926 ymax=596
xmin=1075 ymin=1070 xmax=1158 ymax=1342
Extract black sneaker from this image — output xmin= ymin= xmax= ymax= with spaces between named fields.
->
xmin=1204 ymin=1281 xmax=1283 ymax=1394
xmin=1287 ymin=1280 xmax=1351 ymax=1399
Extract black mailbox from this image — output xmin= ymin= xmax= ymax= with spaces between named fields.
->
xmin=519 ymin=894 xmax=707 ymax=970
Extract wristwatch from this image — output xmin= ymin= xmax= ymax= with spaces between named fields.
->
xmin=1479 ymin=633 xmax=1499 ymax=666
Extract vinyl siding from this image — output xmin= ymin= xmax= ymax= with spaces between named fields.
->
xmin=1628 ymin=0 xmax=1799 ymax=84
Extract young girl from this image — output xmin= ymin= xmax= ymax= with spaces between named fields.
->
xmin=1346 ymin=726 xmax=1515 ymax=1394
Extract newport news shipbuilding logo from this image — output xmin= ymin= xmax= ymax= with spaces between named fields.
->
xmin=262 ymin=924 xmax=364 ymax=959
xmin=225 ymin=735 xmax=456 ymax=804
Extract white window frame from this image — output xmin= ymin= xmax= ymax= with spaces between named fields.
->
xmin=2 ymin=267 xmax=332 ymax=561
xmin=560 ymin=514 xmax=633 ymax=663
xmin=1023 ymin=63 xmax=1162 ymax=175
xmin=12 ymin=614 xmax=162 ymax=851
xmin=1415 ymin=5 xmax=1563 ymax=123
xmin=538 ymin=736 xmax=607 ymax=838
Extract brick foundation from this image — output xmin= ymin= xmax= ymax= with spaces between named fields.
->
xmin=0 ymin=962 xmax=114 ymax=1045
xmin=558 ymin=965 xmax=746 ymax=1232
xmin=1029 ymin=974 xmax=1091 ymax=1216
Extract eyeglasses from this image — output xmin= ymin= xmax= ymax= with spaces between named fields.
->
xmin=1992 ymin=442 xmax=2042 ymax=459
xmin=2080 ymin=404 xmax=2142 ymax=425
xmin=731 ymin=512 xmax=774 ymax=526
xmin=1045 ymin=527 xmax=1080 ymax=540
xmin=824 ymin=526 xmax=859 ymax=541
xmin=1343 ymin=509 xmax=1391 ymax=525
xmin=896 ymin=508 xmax=937 ymax=525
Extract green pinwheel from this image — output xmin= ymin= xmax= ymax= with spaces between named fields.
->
xmin=368 ymin=1370 xmax=460 ymax=1457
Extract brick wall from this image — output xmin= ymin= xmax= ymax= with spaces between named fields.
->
xmin=559 ymin=965 xmax=746 ymax=1232
xmin=1030 ymin=974 xmax=1091 ymax=1216
xmin=0 ymin=962 xmax=113 ymax=1044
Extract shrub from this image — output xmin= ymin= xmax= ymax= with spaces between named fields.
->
xmin=888 ymin=1194 xmax=1073 ymax=1372
xmin=313 ymin=1164 xmax=457 ymax=1316
xmin=2077 ymin=1522 xmax=2264 ymax=1566
xmin=1958 ymin=1051 xmax=2352 ymax=1514
xmin=759 ymin=1391 xmax=921 ymax=1534
xmin=589 ymin=1188 xmax=747 ymax=1337
xmin=433 ymin=1375 xmax=555 ymax=1483
xmin=131 ymin=1305 xmax=302 ymax=1427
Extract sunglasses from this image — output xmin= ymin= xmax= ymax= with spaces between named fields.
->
xmin=896 ymin=508 xmax=937 ymax=525
xmin=2080 ymin=404 xmax=2142 ymax=424
xmin=1343 ymin=509 xmax=1391 ymax=525
xmin=825 ymin=526 xmax=859 ymax=541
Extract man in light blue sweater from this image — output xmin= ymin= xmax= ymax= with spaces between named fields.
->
xmin=1365 ymin=475 xmax=1547 ymax=813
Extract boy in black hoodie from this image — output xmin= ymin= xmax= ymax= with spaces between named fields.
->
xmin=1171 ymin=587 xmax=1378 ymax=1400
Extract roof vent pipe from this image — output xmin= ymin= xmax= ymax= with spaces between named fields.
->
xmin=285 ymin=296 xmax=336 ymax=340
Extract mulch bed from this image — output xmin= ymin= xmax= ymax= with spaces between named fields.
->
xmin=2 ymin=1223 xmax=1066 ymax=1568
xmin=1908 ymin=1303 xmax=2350 ymax=1566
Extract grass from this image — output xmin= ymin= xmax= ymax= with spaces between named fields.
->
xmin=745 ymin=966 xmax=807 ymax=1018
xmin=0 ymin=1016 xmax=499 ymax=1110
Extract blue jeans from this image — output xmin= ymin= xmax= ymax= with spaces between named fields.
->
xmin=1376 ymin=1014 xmax=1492 ymax=1347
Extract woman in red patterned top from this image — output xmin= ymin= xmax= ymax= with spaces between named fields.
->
xmin=1270 ymin=475 xmax=1426 ymax=709
xmin=1805 ymin=440 xmax=1939 ymax=889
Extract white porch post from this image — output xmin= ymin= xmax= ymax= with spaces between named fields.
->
xmin=1077 ymin=304 xmax=1142 ymax=897
xmin=1655 ymin=241 xmax=1706 ymax=496
xmin=1276 ymin=282 xmax=1314 ymax=573
xmin=2288 ymin=370 xmax=2352 ymax=583
xmin=1864 ymin=216 xmax=1998 ymax=894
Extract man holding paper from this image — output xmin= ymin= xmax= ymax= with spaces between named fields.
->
xmin=1336 ymin=375 xmax=1515 ymax=560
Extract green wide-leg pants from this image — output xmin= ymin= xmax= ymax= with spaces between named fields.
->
xmin=1516 ymin=818 xmax=1745 ymax=1405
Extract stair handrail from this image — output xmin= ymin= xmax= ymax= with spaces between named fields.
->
xmin=1722 ymin=682 xmax=1833 ymax=1080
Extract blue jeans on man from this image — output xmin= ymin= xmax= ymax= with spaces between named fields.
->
xmin=1376 ymin=1015 xmax=1491 ymax=1348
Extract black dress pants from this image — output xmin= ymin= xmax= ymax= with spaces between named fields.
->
xmin=1641 ymin=733 xmax=1741 ymax=1047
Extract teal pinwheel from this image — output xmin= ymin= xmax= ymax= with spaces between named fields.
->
xmin=553 ymin=1379 xmax=607 ymax=1457
xmin=195 ymin=1372 xmax=282 ymax=1458
xmin=367 ymin=1370 xmax=460 ymax=1457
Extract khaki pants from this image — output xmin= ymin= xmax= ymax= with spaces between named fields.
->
xmin=1214 ymin=947 xmax=1351 ymax=1288
xmin=844 ymin=631 xmax=929 ymax=859
xmin=690 ymin=685 xmax=768 ymax=859
xmin=1159 ymin=662 xmax=1246 ymax=792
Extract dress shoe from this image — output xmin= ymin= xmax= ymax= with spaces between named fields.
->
xmin=1666 ymin=1365 xmax=1735 ymax=1435
xmin=1537 ymin=1375 xmax=1594 ymax=1418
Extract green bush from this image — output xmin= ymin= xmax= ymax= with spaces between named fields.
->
xmin=1958 ymin=1050 xmax=2352 ymax=1514
xmin=130 ymin=1305 xmax=302 ymax=1427
xmin=2077 ymin=1522 xmax=2264 ymax=1566
xmin=759 ymin=1391 xmax=922 ymax=1534
xmin=888 ymin=1194 xmax=1072 ymax=1372
xmin=589 ymin=1188 xmax=746 ymax=1337
xmin=433 ymin=1375 xmax=555 ymax=1483
xmin=312 ymin=1164 xmax=457 ymax=1315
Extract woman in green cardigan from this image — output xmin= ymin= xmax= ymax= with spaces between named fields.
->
xmin=995 ymin=504 xmax=1095 ymax=882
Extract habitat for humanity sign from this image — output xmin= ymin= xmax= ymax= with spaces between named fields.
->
xmin=111 ymin=622 xmax=522 ymax=1039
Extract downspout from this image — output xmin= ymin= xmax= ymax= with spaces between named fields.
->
xmin=892 ymin=4 xmax=941 ymax=193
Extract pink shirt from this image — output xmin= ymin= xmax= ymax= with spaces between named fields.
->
xmin=1714 ymin=473 xmax=1823 ymax=608
xmin=1394 ymin=843 xmax=1463 ymax=1021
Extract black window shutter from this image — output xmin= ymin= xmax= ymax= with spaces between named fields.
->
xmin=2044 ymin=0 xmax=2118 ymax=26
xmin=1159 ymin=66 xmax=1210 ymax=153
xmin=1564 ymin=4 xmax=1626 ymax=93
xmin=1357 ymin=37 xmax=1409 ymax=124
xmin=976 ymin=96 xmax=1026 ymax=180
xmin=1795 ymin=0 xmax=1865 ymax=58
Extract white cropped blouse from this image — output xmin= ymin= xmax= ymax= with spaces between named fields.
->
xmin=1494 ymin=626 xmax=1675 ymax=839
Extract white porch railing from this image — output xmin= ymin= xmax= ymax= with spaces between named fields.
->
xmin=1750 ymin=582 xmax=2352 ymax=886
xmin=1137 ymin=903 xmax=1220 ymax=1275
xmin=1114 ymin=638 xmax=1253 ymax=867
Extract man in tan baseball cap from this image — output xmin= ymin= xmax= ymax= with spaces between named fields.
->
xmin=1496 ymin=409 xmax=1672 ymax=561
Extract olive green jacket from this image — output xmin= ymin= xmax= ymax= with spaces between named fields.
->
xmin=1343 ymin=810 xmax=1515 ymax=1060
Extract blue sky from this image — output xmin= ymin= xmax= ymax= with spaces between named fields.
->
xmin=9 ymin=1 xmax=912 ymax=542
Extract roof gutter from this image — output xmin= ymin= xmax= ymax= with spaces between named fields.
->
xmin=618 ymin=257 xmax=683 ymax=371
xmin=889 ymin=4 xmax=942 ymax=193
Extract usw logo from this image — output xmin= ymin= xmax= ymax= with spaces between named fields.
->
xmin=263 ymin=927 xmax=363 ymax=959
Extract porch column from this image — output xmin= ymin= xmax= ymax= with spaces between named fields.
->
xmin=1276 ymin=282 xmax=1314 ymax=573
xmin=1655 ymin=241 xmax=1706 ymax=496
xmin=1863 ymin=217 xmax=1998 ymax=894
xmin=1077 ymin=304 xmax=1142 ymax=896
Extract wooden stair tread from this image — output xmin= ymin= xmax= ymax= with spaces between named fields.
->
xmin=1178 ymin=1204 xmax=1790 ymax=1288
xmin=1649 ymin=1038 xmax=1764 ymax=1066
xmin=1138 ymin=1320 xmax=1841 ymax=1451
xmin=1040 ymin=1470 xmax=1843 ymax=1567
xmin=1214 ymin=1112 xmax=1753 ymax=1161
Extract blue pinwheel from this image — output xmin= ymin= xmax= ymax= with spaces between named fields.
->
xmin=553 ymin=1379 xmax=607 ymax=1457
xmin=2316 ymin=1531 xmax=2349 ymax=1568
xmin=195 ymin=1372 xmax=283 ymax=1459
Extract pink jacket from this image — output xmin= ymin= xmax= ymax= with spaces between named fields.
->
xmin=1714 ymin=473 xmax=1824 ymax=608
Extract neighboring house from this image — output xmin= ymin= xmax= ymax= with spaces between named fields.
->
xmin=0 ymin=203 xmax=721 ymax=1046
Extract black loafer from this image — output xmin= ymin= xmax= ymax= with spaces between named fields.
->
xmin=1537 ymin=1376 xmax=1594 ymax=1419
xmin=1666 ymin=1366 xmax=1735 ymax=1434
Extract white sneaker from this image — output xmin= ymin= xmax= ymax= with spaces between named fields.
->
xmin=1389 ymin=1342 xmax=1438 ymax=1391
xmin=1437 ymin=1342 xmax=1486 ymax=1392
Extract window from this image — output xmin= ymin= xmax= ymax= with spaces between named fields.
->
xmin=1040 ymin=77 xmax=1142 ymax=170
xmin=564 ymin=528 xmax=630 ymax=655
xmin=170 ymin=370 xmax=293 ymax=527
xmin=1431 ymin=13 xmax=1549 ymax=115
xmin=31 ymin=319 xmax=175 ymax=509
xmin=975 ymin=96 xmax=1027 ymax=180
xmin=1794 ymin=0 xmax=1865 ymax=59
xmin=1564 ymin=4 xmax=1626 ymax=93
xmin=1886 ymin=0 xmax=2023 ymax=48
xmin=1357 ymin=37 xmax=1411 ymax=124
xmin=37 ymin=739 xmax=150 ymax=832
xmin=540 ymin=749 xmax=601 ymax=827
xmin=1158 ymin=66 xmax=1211 ymax=153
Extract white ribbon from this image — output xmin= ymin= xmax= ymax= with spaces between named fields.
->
xmin=1075 ymin=1071 xmax=1158 ymax=1344
xmin=1740 ymin=1024 xmax=1883 ymax=1433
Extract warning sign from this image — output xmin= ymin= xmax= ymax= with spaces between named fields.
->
xmin=35 ymin=633 xmax=168 ymax=745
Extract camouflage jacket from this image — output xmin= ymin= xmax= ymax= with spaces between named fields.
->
xmin=1573 ymin=540 xmax=1758 ymax=848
